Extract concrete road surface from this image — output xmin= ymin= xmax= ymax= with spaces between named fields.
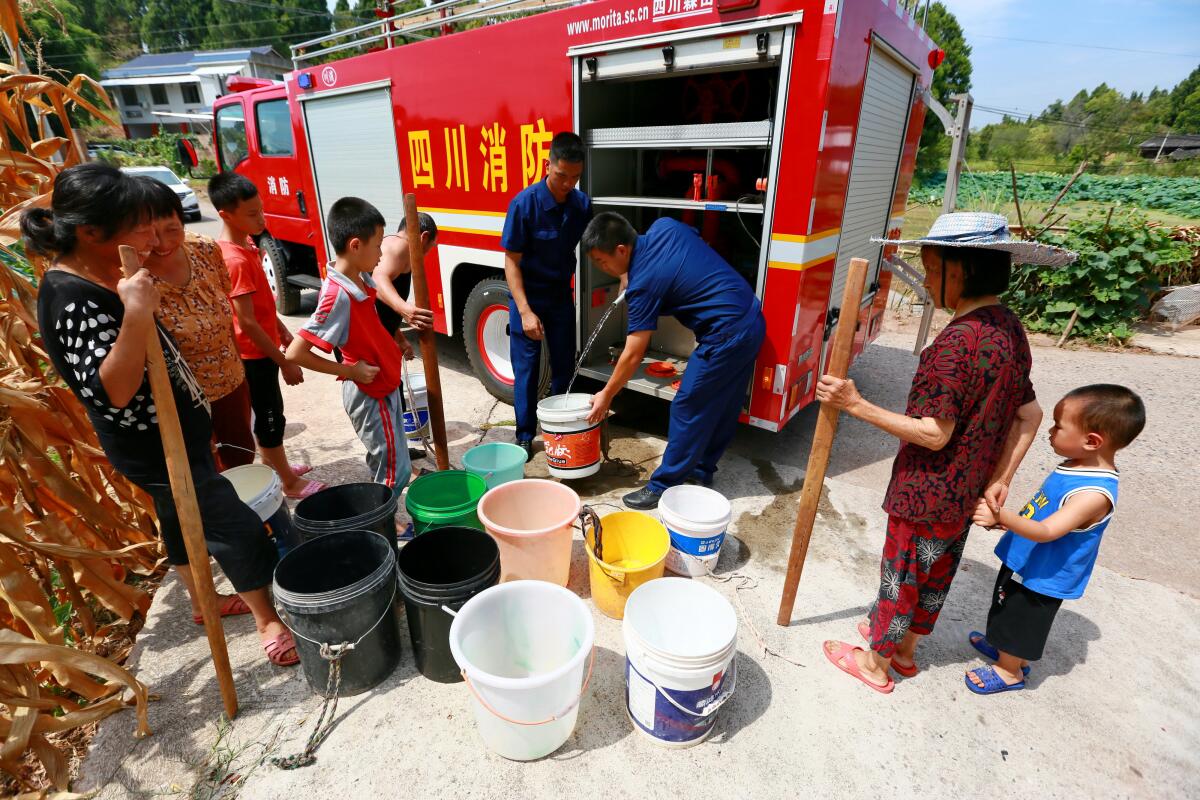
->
xmin=76 ymin=311 xmax=1200 ymax=799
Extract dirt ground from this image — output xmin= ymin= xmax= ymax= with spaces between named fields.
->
xmin=71 ymin=293 xmax=1200 ymax=799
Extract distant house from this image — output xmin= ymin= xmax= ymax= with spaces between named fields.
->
xmin=1138 ymin=135 xmax=1200 ymax=160
xmin=100 ymin=47 xmax=290 ymax=139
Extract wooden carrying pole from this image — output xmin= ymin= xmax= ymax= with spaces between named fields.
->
xmin=776 ymin=257 xmax=870 ymax=626
xmin=118 ymin=246 xmax=238 ymax=718
xmin=403 ymin=194 xmax=450 ymax=470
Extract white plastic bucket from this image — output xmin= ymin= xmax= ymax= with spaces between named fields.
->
xmin=659 ymin=485 xmax=732 ymax=577
xmin=536 ymin=393 xmax=601 ymax=479
xmin=622 ymin=578 xmax=737 ymax=747
xmin=448 ymin=580 xmax=595 ymax=760
xmin=221 ymin=463 xmax=299 ymax=558
xmin=402 ymin=370 xmax=429 ymax=446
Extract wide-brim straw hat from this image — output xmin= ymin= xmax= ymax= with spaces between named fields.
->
xmin=872 ymin=211 xmax=1077 ymax=267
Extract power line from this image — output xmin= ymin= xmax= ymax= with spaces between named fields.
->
xmin=966 ymin=32 xmax=1200 ymax=60
xmin=973 ymin=105 xmax=1160 ymax=138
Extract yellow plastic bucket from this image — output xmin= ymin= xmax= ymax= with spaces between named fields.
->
xmin=584 ymin=511 xmax=670 ymax=620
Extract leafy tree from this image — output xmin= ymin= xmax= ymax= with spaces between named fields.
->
xmin=142 ymin=0 xmax=213 ymax=51
xmin=20 ymin=0 xmax=103 ymax=80
xmin=1175 ymin=87 xmax=1200 ymax=135
xmin=915 ymin=2 xmax=972 ymax=176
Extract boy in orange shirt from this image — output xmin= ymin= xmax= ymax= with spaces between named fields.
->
xmin=209 ymin=173 xmax=323 ymax=498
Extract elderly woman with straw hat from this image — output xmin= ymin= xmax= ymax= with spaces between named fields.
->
xmin=816 ymin=212 xmax=1076 ymax=694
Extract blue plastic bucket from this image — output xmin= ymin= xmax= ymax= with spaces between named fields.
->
xmin=461 ymin=442 xmax=527 ymax=490
xmin=622 ymin=578 xmax=738 ymax=747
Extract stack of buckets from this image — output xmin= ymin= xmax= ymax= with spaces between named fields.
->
xmin=268 ymin=412 xmax=741 ymax=758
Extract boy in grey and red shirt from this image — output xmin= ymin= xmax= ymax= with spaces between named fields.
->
xmin=286 ymin=197 xmax=412 ymax=493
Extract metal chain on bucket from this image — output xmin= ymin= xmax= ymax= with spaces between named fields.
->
xmin=578 ymin=505 xmax=603 ymax=562
xmin=270 ymin=582 xmax=397 ymax=769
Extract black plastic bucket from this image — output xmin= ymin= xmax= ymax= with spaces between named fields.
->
xmin=273 ymin=530 xmax=403 ymax=697
xmin=294 ymin=483 xmax=398 ymax=549
xmin=396 ymin=526 xmax=500 ymax=683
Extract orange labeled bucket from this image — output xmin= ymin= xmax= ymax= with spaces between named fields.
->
xmin=537 ymin=394 xmax=601 ymax=479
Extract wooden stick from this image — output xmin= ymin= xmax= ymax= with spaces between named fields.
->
xmin=1056 ymin=308 xmax=1079 ymax=348
xmin=776 ymin=257 xmax=870 ymax=626
xmin=403 ymin=194 xmax=450 ymax=471
xmin=1009 ymin=162 xmax=1025 ymax=236
xmin=1036 ymin=161 xmax=1088 ymax=227
xmin=118 ymin=246 xmax=238 ymax=719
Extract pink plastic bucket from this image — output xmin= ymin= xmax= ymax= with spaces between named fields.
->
xmin=477 ymin=479 xmax=579 ymax=586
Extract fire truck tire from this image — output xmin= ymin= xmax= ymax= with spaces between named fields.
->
xmin=463 ymin=277 xmax=548 ymax=405
xmin=258 ymin=234 xmax=301 ymax=316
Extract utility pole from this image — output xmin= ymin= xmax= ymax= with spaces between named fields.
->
xmin=941 ymin=93 xmax=973 ymax=213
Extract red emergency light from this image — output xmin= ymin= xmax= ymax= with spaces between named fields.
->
xmin=928 ymin=48 xmax=945 ymax=69
xmin=225 ymin=76 xmax=275 ymax=93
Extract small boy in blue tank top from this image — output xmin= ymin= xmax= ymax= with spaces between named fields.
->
xmin=966 ymin=384 xmax=1146 ymax=694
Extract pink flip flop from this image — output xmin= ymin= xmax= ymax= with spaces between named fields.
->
xmin=857 ymin=620 xmax=918 ymax=678
xmin=291 ymin=464 xmax=313 ymax=477
xmin=285 ymin=480 xmax=326 ymax=500
xmin=823 ymin=640 xmax=894 ymax=694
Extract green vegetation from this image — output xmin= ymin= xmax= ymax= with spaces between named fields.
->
xmin=912 ymin=172 xmax=1200 ymax=220
xmin=1004 ymin=211 xmax=1194 ymax=342
xmin=916 ymin=3 xmax=972 ymax=176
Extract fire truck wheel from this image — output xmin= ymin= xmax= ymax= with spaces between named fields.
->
xmin=463 ymin=277 xmax=548 ymax=405
xmin=259 ymin=234 xmax=301 ymax=316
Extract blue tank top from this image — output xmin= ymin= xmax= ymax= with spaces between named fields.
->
xmin=993 ymin=464 xmax=1119 ymax=600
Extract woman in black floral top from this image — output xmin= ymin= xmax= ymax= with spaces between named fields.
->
xmin=812 ymin=212 xmax=1075 ymax=693
xmin=25 ymin=163 xmax=298 ymax=667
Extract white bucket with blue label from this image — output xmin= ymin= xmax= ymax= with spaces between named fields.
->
xmin=659 ymin=485 xmax=732 ymax=578
xmin=622 ymin=578 xmax=738 ymax=747
xmin=402 ymin=370 xmax=429 ymax=446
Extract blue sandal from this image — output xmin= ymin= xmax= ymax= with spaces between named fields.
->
xmin=965 ymin=664 xmax=1025 ymax=695
xmin=969 ymin=631 xmax=1031 ymax=677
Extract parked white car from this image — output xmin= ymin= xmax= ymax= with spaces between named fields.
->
xmin=121 ymin=166 xmax=202 ymax=222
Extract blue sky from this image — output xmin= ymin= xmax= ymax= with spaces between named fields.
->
xmin=946 ymin=0 xmax=1200 ymax=123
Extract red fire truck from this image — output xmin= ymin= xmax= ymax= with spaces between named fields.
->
xmin=212 ymin=0 xmax=939 ymax=432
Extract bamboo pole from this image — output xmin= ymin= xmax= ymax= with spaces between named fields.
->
xmin=403 ymin=194 xmax=450 ymax=471
xmin=118 ymin=246 xmax=238 ymax=719
xmin=776 ymin=257 xmax=870 ymax=626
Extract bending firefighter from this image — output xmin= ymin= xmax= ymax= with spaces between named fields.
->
xmin=584 ymin=212 xmax=765 ymax=510
xmin=501 ymin=131 xmax=591 ymax=462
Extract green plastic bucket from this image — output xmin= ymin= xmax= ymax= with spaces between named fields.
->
xmin=406 ymin=470 xmax=487 ymax=535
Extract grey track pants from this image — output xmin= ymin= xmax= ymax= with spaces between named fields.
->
xmin=342 ymin=382 xmax=412 ymax=493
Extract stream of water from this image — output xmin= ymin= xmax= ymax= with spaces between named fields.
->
xmin=565 ymin=290 xmax=625 ymax=396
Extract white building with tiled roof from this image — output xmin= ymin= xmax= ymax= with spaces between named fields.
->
xmin=100 ymin=47 xmax=289 ymax=138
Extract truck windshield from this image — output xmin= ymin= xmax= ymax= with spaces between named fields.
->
xmin=215 ymin=103 xmax=249 ymax=171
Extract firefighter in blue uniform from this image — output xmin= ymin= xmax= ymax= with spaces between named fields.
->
xmin=583 ymin=212 xmax=766 ymax=510
xmin=501 ymin=132 xmax=591 ymax=462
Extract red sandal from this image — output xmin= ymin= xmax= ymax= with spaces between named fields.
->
xmin=193 ymin=594 xmax=251 ymax=625
xmin=263 ymin=629 xmax=300 ymax=666
xmin=857 ymin=619 xmax=919 ymax=678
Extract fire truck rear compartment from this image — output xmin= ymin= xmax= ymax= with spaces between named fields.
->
xmin=577 ymin=64 xmax=780 ymax=400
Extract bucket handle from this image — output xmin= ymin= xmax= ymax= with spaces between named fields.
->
xmin=274 ymin=580 xmax=398 ymax=656
xmin=577 ymin=505 xmax=605 ymax=564
xmin=637 ymin=653 xmax=738 ymax=720
xmin=460 ymin=645 xmax=596 ymax=727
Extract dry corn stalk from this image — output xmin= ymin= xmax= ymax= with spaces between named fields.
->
xmin=1 ymin=6 xmax=161 ymax=794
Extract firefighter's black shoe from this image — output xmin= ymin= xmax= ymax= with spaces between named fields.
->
xmin=684 ymin=472 xmax=714 ymax=488
xmin=622 ymin=486 xmax=662 ymax=510
xmin=517 ymin=439 xmax=534 ymax=463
